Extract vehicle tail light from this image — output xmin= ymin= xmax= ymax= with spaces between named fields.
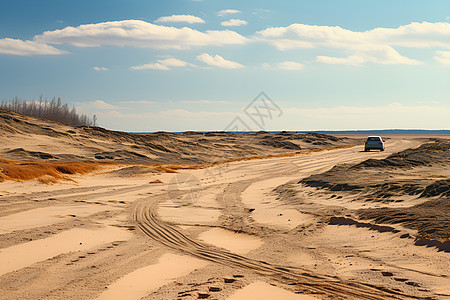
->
xmin=365 ymin=142 xmax=368 ymax=145
xmin=378 ymin=142 xmax=382 ymax=144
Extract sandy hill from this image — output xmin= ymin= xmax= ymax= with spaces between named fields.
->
xmin=299 ymin=139 xmax=450 ymax=243
xmin=0 ymin=109 xmax=357 ymax=165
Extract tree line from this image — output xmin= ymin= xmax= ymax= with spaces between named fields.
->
xmin=0 ymin=96 xmax=97 ymax=127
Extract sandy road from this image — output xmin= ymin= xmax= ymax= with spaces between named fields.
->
xmin=2 ymin=137 xmax=445 ymax=299
xmin=134 ymin=197 xmax=405 ymax=299
xmin=133 ymin=138 xmax=431 ymax=299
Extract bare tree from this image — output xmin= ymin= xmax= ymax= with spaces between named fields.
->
xmin=0 ymin=96 xmax=96 ymax=127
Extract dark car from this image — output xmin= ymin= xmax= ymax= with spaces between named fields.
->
xmin=364 ymin=136 xmax=385 ymax=151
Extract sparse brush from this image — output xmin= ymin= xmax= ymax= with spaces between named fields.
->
xmin=0 ymin=159 xmax=101 ymax=183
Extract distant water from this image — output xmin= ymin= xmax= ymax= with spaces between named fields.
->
xmin=131 ymin=129 xmax=450 ymax=135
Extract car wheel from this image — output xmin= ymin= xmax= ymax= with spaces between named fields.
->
xmin=380 ymin=148 xmax=384 ymax=151
xmin=365 ymin=149 xmax=369 ymax=152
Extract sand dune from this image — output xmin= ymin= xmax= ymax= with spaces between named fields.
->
xmin=0 ymin=109 xmax=359 ymax=166
xmin=0 ymin=111 xmax=449 ymax=299
xmin=300 ymin=139 xmax=450 ymax=242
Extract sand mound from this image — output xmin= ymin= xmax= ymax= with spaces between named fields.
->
xmin=110 ymin=166 xmax=155 ymax=176
xmin=359 ymin=197 xmax=450 ymax=242
xmin=259 ymin=139 xmax=302 ymax=150
xmin=420 ymin=179 xmax=450 ymax=198
xmin=7 ymin=148 xmax=56 ymax=160
xmin=300 ymin=140 xmax=450 ymax=196
xmin=298 ymin=139 xmax=450 ymax=242
xmin=0 ymin=110 xmax=357 ymax=166
xmin=353 ymin=139 xmax=450 ymax=169
xmin=93 ymin=150 xmax=150 ymax=164
xmin=328 ymin=217 xmax=400 ymax=234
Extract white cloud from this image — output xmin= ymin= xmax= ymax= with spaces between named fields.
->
xmin=130 ymin=58 xmax=194 ymax=70
xmin=162 ymin=58 xmax=192 ymax=67
xmin=155 ymin=15 xmax=205 ymax=24
xmin=252 ymin=8 xmax=271 ymax=16
xmin=0 ymin=38 xmax=66 ymax=56
xmin=93 ymin=66 xmax=108 ymax=71
xmin=262 ymin=61 xmax=305 ymax=70
xmin=282 ymin=102 xmax=450 ymax=130
xmin=181 ymin=100 xmax=230 ymax=104
xmin=87 ymin=102 xmax=450 ymax=132
xmin=119 ymin=100 xmax=156 ymax=104
xmin=276 ymin=61 xmax=304 ymax=70
xmin=221 ymin=19 xmax=248 ymax=27
xmin=217 ymin=9 xmax=241 ymax=17
xmin=434 ymin=51 xmax=450 ymax=64
xmin=317 ymin=45 xmax=422 ymax=65
xmin=285 ymin=103 xmax=450 ymax=118
xmin=256 ymin=22 xmax=450 ymax=50
xmin=255 ymin=22 xmax=450 ymax=65
xmin=368 ymin=22 xmax=450 ymax=49
xmin=77 ymin=100 xmax=120 ymax=111
xmin=95 ymin=109 xmax=238 ymax=131
xmin=130 ymin=62 xmax=170 ymax=71
xmin=34 ymin=20 xmax=248 ymax=50
xmin=98 ymin=109 xmax=236 ymax=120
xmin=196 ymin=53 xmax=244 ymax=69
xmin=91 ymin=100 xmax=119 ymax=110
xmin=316 ymin=55 xmax=366 ymax=66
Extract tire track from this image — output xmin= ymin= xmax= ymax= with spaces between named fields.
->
xmin=134 ymin=142 xmax=425 ymax=299
xmin=134 ymin=197 xmax=420 ymax=299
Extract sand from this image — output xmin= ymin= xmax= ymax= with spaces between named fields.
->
xmin=241 ymin=176 xmax=315 ymax=230
xmin=199 ymin=228 xmax=263 ymax=254
xmin=227 ymin=281 xmax=318 ymax=300
xmin=1 ymin=111 xmax=449 ymax=299
xmin=0 ymin=227 xmax=132 ymax=276
xmin=0 ymin=204 xmax=116 ymax=234
xmin=97 ymin=253 xmax=208 ymax=300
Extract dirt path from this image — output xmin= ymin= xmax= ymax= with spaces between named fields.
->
xmin=132 ymin=138 xmax=435 ymax=299
xmin=2 ymin=137 xmax=447 ymax=299
xmin=134 ymin=194 xmax=413 ymax=299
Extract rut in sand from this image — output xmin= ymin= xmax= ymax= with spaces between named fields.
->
xmin=133 ymin=196 xmax=422 ymax=299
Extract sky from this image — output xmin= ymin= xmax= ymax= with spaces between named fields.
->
xmin=0 ymin=0 xmax=449 ymax=132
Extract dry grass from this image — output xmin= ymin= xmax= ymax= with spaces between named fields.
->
xmin=154 ymin=165 xmax=184 ymax=173
xmin=0 ymin=159 xmax=103 ymax=183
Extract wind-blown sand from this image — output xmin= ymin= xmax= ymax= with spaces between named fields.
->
xmin=0 ymin=110 xmax=449 ymax=299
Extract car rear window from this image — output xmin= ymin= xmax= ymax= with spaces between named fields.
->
xmin=367 ymin=137 xmax=381 ymax=141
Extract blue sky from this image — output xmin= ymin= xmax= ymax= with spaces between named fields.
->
xmin=0 ymin=0 xmax=449 ymax=131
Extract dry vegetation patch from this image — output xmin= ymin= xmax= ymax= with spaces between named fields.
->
xmin=0 ymin=159 xmax=102 ymax=183
xmin=0 ymin=145 xmax=357 ymax=183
